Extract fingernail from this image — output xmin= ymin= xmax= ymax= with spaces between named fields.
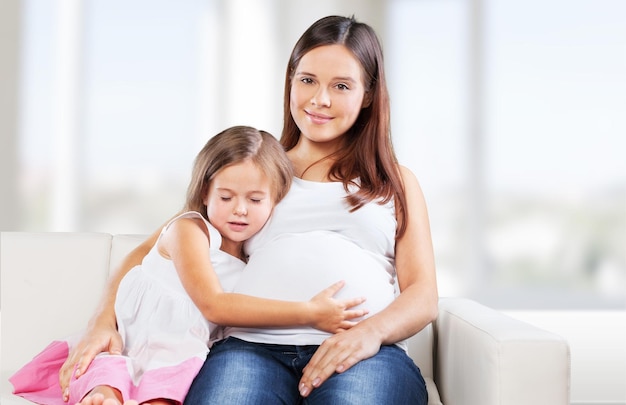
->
xmin=300 ymin=386 xmax=309 ymax=396
xmin=312 ymin=377 xmax=321 ymax=387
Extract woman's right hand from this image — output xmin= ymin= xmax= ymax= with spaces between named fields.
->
xmin=308 ymin=280 xmax=368 ymax=333
xmin=59 ymin=319 xmax=123 ymax=402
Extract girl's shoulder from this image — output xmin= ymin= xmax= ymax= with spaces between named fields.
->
xmin=159 ymin=211 xmax=221 ymax=253
xmin=162 ymin=211 xmax=218 ymax=239
xmin=163 ymin=211 xmax=210 ymax=232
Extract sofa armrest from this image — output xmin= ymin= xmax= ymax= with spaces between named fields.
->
xmin=434 ymin=297 xmax=570 ymax=405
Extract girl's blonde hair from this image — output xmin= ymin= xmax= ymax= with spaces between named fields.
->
xmin=185 ymin=126 xmax=293 ymax=221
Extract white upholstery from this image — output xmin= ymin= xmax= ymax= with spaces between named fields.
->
xmin=1 ymin=232 xmax=570 ymax=404
xmin=435 ymin=298 xmax=571 ymax=404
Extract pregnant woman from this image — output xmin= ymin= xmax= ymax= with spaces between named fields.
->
xmin=61 ymin=15 xmax=438 ymax=405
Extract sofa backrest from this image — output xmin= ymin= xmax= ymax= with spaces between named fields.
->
xmin=1 ymin=232 xmax=113 ymax=403
xmin=1 ymin=232 xmax=434 ymax=403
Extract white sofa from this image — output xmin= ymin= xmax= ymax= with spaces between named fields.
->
xmin=1 ymin=232 xmax=571 ymax=404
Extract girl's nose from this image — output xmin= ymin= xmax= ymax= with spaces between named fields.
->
xmin=234 ymin=203 xmax=247 ymax=216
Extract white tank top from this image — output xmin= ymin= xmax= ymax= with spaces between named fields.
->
xmin=226 ymin=177 xmax=399 ymax=346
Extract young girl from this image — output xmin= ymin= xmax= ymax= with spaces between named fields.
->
xmin=10 ymin=126 xmax=368 ymax=405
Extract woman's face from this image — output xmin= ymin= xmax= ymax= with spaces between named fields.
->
xmin=290 ymin=44 xmax=368 ymax=146
xmin=203 ymin=159 xmax=273 ymax=255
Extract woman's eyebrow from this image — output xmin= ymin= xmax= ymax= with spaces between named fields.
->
xmin=295 ymin=71 xmax=357 ymax=83
xmin=333 ymin=76 xmax=357 ymax=83
xmin=294 ymin=70 xmax=316 ymax=77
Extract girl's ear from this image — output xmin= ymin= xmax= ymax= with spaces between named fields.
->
xmin=202 ymin=185 xmax=210 ymax=206
xmin=362 ymin=90 xmax=373 ymax=108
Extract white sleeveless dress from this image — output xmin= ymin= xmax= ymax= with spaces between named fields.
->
xmin=10 ymin=211 xmax=245 ymax=405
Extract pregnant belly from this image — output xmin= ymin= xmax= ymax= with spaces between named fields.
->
xmin=235 ymin=232 xmax=396 ymax=317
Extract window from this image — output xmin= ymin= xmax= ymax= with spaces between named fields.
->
xmin=14 ymin=0 xmax=625 ymax=308
xmin=388 ymin=0 xmax=625 ymax=309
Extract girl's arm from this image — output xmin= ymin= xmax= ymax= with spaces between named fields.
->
xmin=59 ymin=216 xmax=173 ymax=401
xmin=161 ymin=217 xmax=368 ymax=332
xmin=298 ymin=165 xmax=439 ymax=397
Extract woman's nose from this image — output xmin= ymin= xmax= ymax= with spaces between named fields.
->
xmin=310 ymin=87 xmax=331 ymax=107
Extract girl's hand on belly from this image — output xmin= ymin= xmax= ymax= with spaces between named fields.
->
xmin=307 ymin=280 xmax=369 ymax=333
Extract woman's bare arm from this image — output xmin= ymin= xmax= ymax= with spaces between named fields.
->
xmin=58 ymin=219 xmax=168 ymax=401
xmin=298 ymin=165 xmax=439 ymax=397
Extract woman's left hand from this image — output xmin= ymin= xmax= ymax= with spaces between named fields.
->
xmin=298 ymin=324 xmax=381 ymax=397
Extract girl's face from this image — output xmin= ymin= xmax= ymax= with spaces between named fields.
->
xmin=204 ymin=159 xmax=274 ymax=255
xmin=290 ymin=44 xmax=368 ymax=147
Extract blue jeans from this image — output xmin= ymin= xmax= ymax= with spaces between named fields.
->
xmin=183 ymin=337 xmax=427 ymax=405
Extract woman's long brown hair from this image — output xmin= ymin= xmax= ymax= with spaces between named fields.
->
xmin=281 ymin=15 xmax=408 ymax=237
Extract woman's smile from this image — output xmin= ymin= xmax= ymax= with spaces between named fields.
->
xmin=305 ymin=109 xmax=333 ymax=125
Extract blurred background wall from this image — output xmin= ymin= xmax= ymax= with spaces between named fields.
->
xmin=1 ymin=0 xmax=624 ymax=311
xmin=1 ymin=1 xmax=625 ymax=402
